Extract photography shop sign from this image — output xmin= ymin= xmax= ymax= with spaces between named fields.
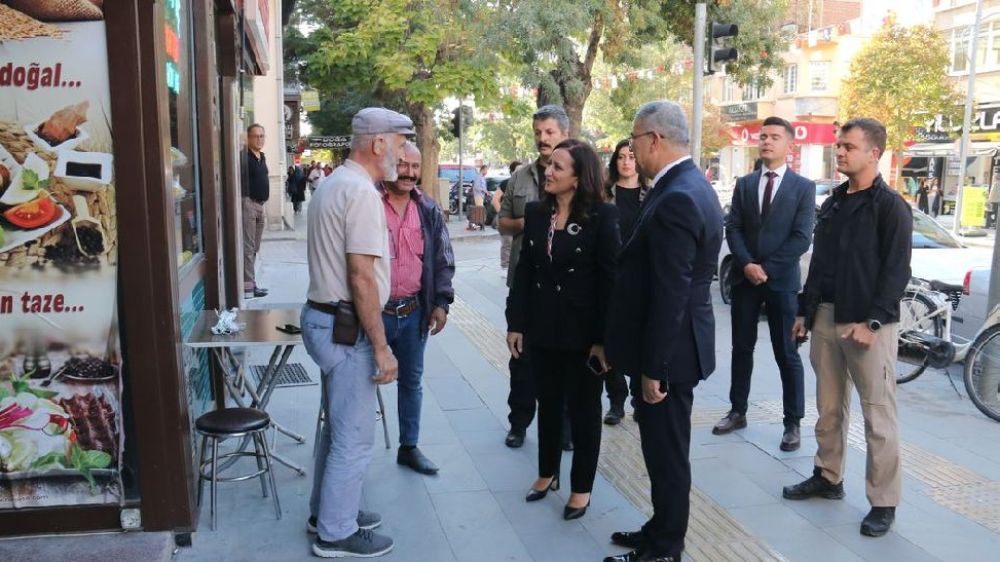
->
xmin=917 ymin=102 xmax=1000 ymax=143
xmin=308 ymin=135 xmax=350 ymax=150
xmin=720 ymin=102 xmax=758 ymax=122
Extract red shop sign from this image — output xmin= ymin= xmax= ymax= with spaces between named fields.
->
xmin=728 ymin=122 xmax=838 ymax=146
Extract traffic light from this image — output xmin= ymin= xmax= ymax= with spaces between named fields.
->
xmin=707 ymin=22 xmax=739 ymax=75
xmin=450 ymin=107 xmax=462 ymax=138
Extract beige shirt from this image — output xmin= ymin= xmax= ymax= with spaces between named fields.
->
xmin=306 ymin=159 xmax=391 ymax=305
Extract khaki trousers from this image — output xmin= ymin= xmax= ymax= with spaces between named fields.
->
xmin=810 ymin=304 xmax=901 ymax=507
xmin=242 ymin=197 xmax=266 ymax=290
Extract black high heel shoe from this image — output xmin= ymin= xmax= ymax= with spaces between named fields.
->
xmin=525 ymin=476 xmax=560 ymax=502
xmin=563 ymin=499 xmax=590 ymax=520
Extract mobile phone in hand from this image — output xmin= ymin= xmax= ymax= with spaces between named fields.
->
xmin=586 ymin=355 xmax=604 ymax=375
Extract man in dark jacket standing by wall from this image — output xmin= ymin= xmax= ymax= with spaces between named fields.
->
xmin=242 ymin=123 xmax=269 ymax=298
xmin=713 ymin=116 xmax=815 ymax=452
xmin=604 ymin=100 xmax=723 ymax=562
xmin=783 ymin=118 xmax=911 ymax=538
xmin=378 ymin=142 xmax=456 ymax=475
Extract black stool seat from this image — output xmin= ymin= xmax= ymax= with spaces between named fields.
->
xmin=197 ymin=407 xmax=270 ymax=434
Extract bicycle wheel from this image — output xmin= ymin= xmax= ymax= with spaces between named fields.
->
xmin=896 ymin=291 xmax=943 ymax=384
xmin=964 ymin=325 xmax=1000 ymax=422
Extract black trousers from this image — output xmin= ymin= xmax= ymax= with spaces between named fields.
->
xmin=639 ymin=381 xmax=696 ymax=557
xmin=729 ymin=282 xmax=805 ymax=426
xmin=603 ymin=370 xmax=629 ymax=407
xmin=532 ymin=346 xmax=603 ymax=493
xmin=506 ymin=348 xmax=536 ymax=432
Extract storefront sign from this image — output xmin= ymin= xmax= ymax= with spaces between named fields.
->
xmin=960 ymin=186 xmax=988 ymax=228
xmin=309 ymin=135 xmax=350 ymax=150
xmin=0 ymin=7 xmax=123 ymax=508
xmin=921 ymin=103 xmax=1000 ymax=142
xmin=728 ymin=122 xmax=838 ymax=146
xmin=721 ymin=102 xmax=758 ymax=122
xmin=301 ymin=90 xmax=320 ymax=112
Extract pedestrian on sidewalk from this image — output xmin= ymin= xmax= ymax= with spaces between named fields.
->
xmin=301 ymin=107 xmax=412 ymax=559
xmin=930 ymin=178 xmax=941 ymax=217
xmin=601 ymin=139 xmax=650 ymax=426
xmin=507 ymin=138 xmax=620 ymax=521
xmin=498 ymin=105 xmax=570 ymax=449
xmin=308 ymin=161 xmax=323 ymax=193
xmin=604 ymin=101 xmax=723 ymax=562
xmin=784 ymin=118 xmax=911 ymax=538
xmin=287 ymin=164 xmax=307 ymax=214
xmin=496 ymin=161 xmax=521 ymax=271
xmin=712 ymin=116 xmax=814 ymax=452
xmin=467 ymin=165 xmax=488 ymax=230
xmin=241 ymin=123 xmax=269 ymax=299
xmin=916 ymin=178 xmax=930 ymax=215
xmin=377 ymin=141 xmax=455 ymax=476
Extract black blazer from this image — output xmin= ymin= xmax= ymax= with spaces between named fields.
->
xmin=507 ymin=201 xmax=620 ymax=351
xmin=605 ymin=159 xmax=724 ymax=384
xmin=725 ymin=168 xmax=815 ymax=292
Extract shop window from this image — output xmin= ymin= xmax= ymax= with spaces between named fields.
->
xmin=809 ymin=61 xmax=830 ymax=92
xmin=164 ymin=0 xmax=203 ymax=270
xmin=784 ymin=64 xmax=798 ymax=94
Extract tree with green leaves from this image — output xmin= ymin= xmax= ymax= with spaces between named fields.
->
xmin=839 ymin=23 xmax=963 ymax=189
xmin=292 ymin=0 xmax=502 ymax=192
xmin=491 ymin=0 xmax=790 ymax=136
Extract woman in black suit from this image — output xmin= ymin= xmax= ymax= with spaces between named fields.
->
xmin=506 ymin=138 xmax=620 ymax=520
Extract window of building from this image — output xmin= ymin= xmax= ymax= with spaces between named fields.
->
xmin=741 ymin=82 xmax=765 ymax=101
xmin=784 ymin=64 xmax=798 ymax=94
xmin=163 ymin=0 xmax=203 ymax=270
xmin=722 ymin=77 xmax=737 ymax=103
xmin=810 ymin=61 xmax=830 ymax=92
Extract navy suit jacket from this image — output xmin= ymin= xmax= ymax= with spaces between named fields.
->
xmin=605 ymin=159 xmax=724 ymax=384
xmin=725 ymin=169 xmax=815 ymax=293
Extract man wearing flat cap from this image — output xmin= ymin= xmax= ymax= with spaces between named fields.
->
xmin=301 ymin=107 xmax=412 ymax=558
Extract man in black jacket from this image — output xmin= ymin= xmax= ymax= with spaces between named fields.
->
xmin=713 ymin=117 xmax=815 ymax=452
xmin=603 ymin=101 xmax=723 ymax=562
xmin=782 ymin=118 xmax=911 ymax=538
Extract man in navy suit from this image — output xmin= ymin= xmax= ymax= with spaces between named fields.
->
xmin=603 ymin=101 xmax=723 ymax=562
xmin=712 ymin=116 xmax=816 ymax=452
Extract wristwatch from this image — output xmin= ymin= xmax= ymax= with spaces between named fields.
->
xmin=867 ymin=319 xmax=882 ymax=332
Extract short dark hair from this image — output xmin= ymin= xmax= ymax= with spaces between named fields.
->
xmin=247 ymin=123 xmax=264 ymax=135
xmin=840 ymin=118 xmax=887 ymax=156
xmin=762 ymin=116 xmax=794 ymax=138
xmin=508 ymin=160 xmax=522 ymax=174
xmin=545 ymin=138 xmax=605 ymax=223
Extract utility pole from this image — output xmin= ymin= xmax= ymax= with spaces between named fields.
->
xmin=954 ymin=0 xmax=984 ymax=236
xmin=692 ymin=2 xmax=707 ymax=166
xmin=458 ymin=104 xmax=465 ymax=221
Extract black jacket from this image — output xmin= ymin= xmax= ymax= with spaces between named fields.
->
xmin=507 ymin=201 xmax=620 ymax=350
xmin=798 ymin=174 xmax=912 ymax=327
xmin=726 ymin=168 xmax=815 ymax=292
xmin=605 ymin=159 xmax=724 ymax=383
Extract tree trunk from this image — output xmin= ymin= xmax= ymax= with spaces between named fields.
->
xmin=535 ymin=17 xmax=603 ymax=137
xmin=411 ymin=103 xmax=442 ymax=205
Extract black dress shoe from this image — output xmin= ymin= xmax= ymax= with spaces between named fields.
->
xmin=603 ymin=547 xmax=680 ymax=562
xmin=604 ymin=404 xmax=625 ymax=425
xmin=505 ymin=429 xmax=525 ymax=448
xmin=563 ymin=499 xmax=589 ymax=520
xmin=860 ymin=506 xmax=895 ymax=537
xmin=396 ymin=446 xmax=439 ymax=475
xmin=782 ymin=467 xmax=845 ymax=500
xmin=712 ymin=411 xmax=747 ymax=435
xmin=780 ymin=424 xmax=801 ymax=452
xmin=525 ymin=476 xmax=559 ymax=502
xmin=610 ymin=530 xmax=646 ymax=549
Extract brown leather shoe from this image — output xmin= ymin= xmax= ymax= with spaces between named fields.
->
xmin=712 ymin=411 xmax=747 ymax=435
xmin=780 ymin=425 xmax=801 ymax=451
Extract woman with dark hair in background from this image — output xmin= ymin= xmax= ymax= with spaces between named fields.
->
xmin=600 ymin=139 xmax=650 ymax=425
xmin=507 ymin=138 xmax=621 ymax=520
xmin=916 ymin=178 xmax=930 ymax=214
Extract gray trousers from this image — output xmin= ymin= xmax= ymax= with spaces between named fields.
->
xmin=242 ymin=197 xmax=266 ymax=290
xmin=301 ymin=305 xmax=377 ymax=542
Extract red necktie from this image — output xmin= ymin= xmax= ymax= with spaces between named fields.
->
xmin=761 ymin=171 xmax=777 ymax=218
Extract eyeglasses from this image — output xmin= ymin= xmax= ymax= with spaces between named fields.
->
xmin=628 ymin=130 xmax=659 ymax=149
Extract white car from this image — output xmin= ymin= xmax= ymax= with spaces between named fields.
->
xmin=717 ymin=209 xmax=995 ymax=305
xmin=954 ymin=267 xmax=993 ymax=342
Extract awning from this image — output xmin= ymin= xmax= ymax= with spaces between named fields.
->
xmin=905 ymin=141 xmax=1000 ymax=157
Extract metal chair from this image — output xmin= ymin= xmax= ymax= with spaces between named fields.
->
xmin=313 ymin=387 xmax=391 ymax=457
xmin=196 ymin=407 xmax=281 ymax=530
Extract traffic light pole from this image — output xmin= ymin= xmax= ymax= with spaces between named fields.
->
xmin=691 ymin=2 xmax=706 ymax=167
xmin=457 ymin=105 xmax=464 ymax=221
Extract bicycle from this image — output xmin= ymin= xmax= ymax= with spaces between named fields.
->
xmin=896 ymin=277 xmax=1000 ymax=422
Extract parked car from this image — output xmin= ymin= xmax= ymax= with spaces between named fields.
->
xmin=716 ymin=209 xmax=995 ymax=305
xmin=954 ymin=267 xmax=992 ymax=342
xmin=813 ymin=179 xmax=839 ymax=208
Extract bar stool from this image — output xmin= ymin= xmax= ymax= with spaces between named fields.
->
xmin=196 ymin=407 xmax=281 ymax=530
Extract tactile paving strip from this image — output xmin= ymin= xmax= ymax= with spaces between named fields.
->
xmin=451 ymin=296 xmax=787 ymax=561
